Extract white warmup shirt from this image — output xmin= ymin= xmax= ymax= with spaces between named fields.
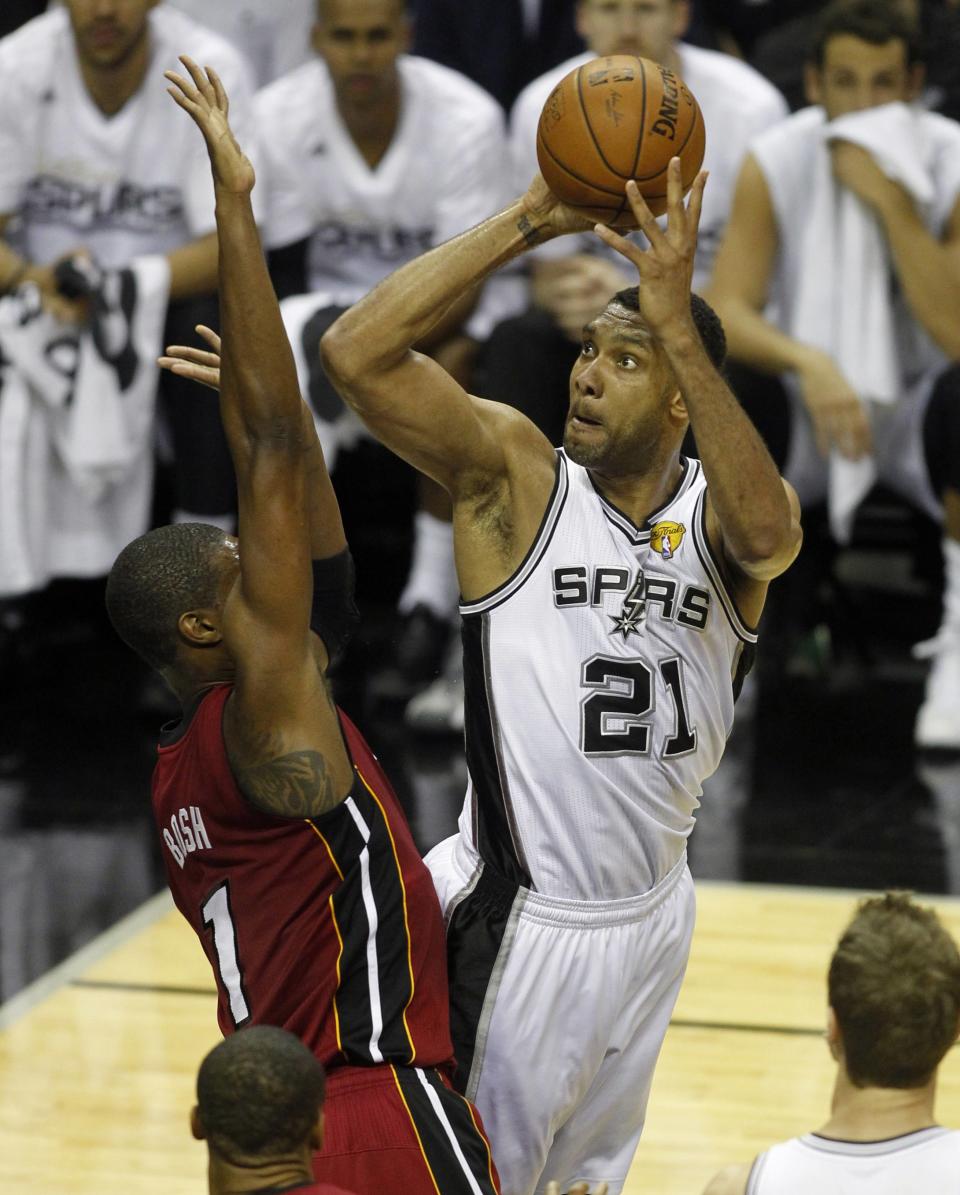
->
xmin=255 ymin=54 xmax=509 ymax=303
xmin=164 ymin=0 xmax=315 ymax=87
xmin=510 ymin=43 xmax=788 ymax=288
xmin=0 ymin=6 xmax=261 ymax=268
xmin=458 ymin=451 xmax=757 ymax=900
xmin=748 ymin=1128 xmax=960 ymax=1194
xmin=751 ymin=104 xmax=960 ymax=386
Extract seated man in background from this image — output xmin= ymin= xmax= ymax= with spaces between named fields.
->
xmin=0 ymin=0 xmax=260 ymax=532
xmin=703 ymin=892 xmax=960 ymax=1193
xmin=193 ymin=1026 xmax=357 ymax=1195
xmin=708 ymin=0 xmax=960 ymax=748
xmin=257 ymin=0 xmax=508 ymax=707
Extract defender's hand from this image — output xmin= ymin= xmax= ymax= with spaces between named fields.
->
xmin=592 ymin=158 xmax=707 ymax=344
xmin=165 ymin=56 xmax=254 ymax=194
xmin=159 ymin=324 xmax=222 ymax=390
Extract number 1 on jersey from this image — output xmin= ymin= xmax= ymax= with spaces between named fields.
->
xmin=201 ymin=882 xmax=251 ymax=1027
xmin=580 ymin=654 xmax=698 ymax=757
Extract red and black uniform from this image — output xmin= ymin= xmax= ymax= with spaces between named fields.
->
xmin=153 ymin=684 xmax=498 ymax=1195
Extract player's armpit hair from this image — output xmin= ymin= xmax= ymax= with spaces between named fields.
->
xmin=611 ymin=288 xmax=728 ymax=370
xmin=233 ymin=747 xmax=346 ymax=819
xmin=310 ymin=549 xmax=360 ymax=668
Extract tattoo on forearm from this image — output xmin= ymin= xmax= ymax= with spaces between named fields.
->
xmin=518 ymin=215 xmax=542 ymax=247
xmin=236 ymin=749 xmax=341 ymax=818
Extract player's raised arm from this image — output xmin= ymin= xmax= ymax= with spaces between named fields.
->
xmin=319 ymin=177 xmax=592 ymax=496
xmin=165 ymin=57 xmax=353 ymax=817
xmin=595 ymin=160 xmax=801 ymax=610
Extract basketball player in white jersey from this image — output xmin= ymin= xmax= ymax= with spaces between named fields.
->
xmin=320 ymin=160 xmax=802 ymax=1193
xmin=704 ymin=892 xmax=960 ymax=1194
xmin=255 ymin=0 xmax=508 ymax=702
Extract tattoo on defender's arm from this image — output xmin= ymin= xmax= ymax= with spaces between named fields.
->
xmin=518 ymin=215 xmax=542 ymax=247
xmin=235 ymin=749 xmax=343 ymax=818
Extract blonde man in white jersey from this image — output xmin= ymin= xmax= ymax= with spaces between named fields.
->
xmin=704 ymin=892 xmax=960 ymax=1195
xmin=320 ymin=161 xmax=802 ymax=1193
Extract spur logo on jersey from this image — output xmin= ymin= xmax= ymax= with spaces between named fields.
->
xmin=650 ymin=521 xmax=685 ymax=560
xmin=553 ymin=565 xmax=710 ymax=635
xmin=23 ymin=173 xmax=185 ymax=234
xmin=162 ymin=805 xmax=212 ymax=869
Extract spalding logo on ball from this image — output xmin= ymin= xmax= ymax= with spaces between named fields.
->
xmin=537 ymin=55 xmax=705 ymax=225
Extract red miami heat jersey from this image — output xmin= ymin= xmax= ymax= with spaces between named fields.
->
xmin=152 ymin=683 xmax=454 ymax=1072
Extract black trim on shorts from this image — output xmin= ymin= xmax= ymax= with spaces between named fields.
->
xmin=445 ymin=865 xmax=519 ymax=1095
xmin=393 ymin=1066 xmax=500 ymax=1195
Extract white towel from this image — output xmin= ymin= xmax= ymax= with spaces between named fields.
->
xmin=789 ymin=102 xmax=935 ymax=541
xmin=0 ymin=255 xmax=170 ymax=595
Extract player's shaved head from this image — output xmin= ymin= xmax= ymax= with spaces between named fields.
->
xmin=317 ymin=0 xmax=406 ymax=26
xmin=193 ymin=1026 xmax=326 ymax=1161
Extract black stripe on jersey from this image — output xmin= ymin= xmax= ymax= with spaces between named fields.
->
xmin=691 ymin=488 xmax=759 ymax=644
xmin=593 ymin=455 xmax=700 ymax=544
xmin=308 ymin=774 xmax=415 ymax=1066
xmin=460 ymin=615 xmax=531 ymax=887
xmin=460 ymin=451 xmax=568 ymax=615
xmin=444 ymin=864 xmax=519 ymax=1097
xmin=392 ymin=1066 xmax=500 ymax=1195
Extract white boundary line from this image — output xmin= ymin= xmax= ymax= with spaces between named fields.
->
xmin=0 ymin=889 xmax=174 ymax=1030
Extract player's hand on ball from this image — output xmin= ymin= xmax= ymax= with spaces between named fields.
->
xmin=593 ymin=157 xmax=707 ymax=341
xmin=165 ymin=56 xmax=255 ymax=194
xmin=520 ymin=173 xmax=600 ymax=240
xmin=158 ymin=324 xmax=222 ymax=391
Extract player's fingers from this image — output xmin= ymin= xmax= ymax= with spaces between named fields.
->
xmin=666 ymin=157 xmax=686 ymax=232
xmin=164 ymin=68 xmax=202 ymax=106
xmin=165 ymin=82 xmax=201 ymax=118
xmin=593 ymin=221 xmax=645 ymax=266
xmin=179 ymin=54 xmax=214 ymax=102
xmin=207 ymin=64 xmax=229 ymax=115
xmin=543 ymin=1184 xmax=560 ymax=1195
xmin=195 ymin=325 xmax=222 ymax=351
xmin=685 ymin=170 xmax=708 ymax=237
xmin=163 ymin=345 xmax=221 ymax=367
xmin=624 ymin=181 xmax=669 ymax=249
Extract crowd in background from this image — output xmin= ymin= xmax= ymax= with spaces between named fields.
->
xmin=2 ymin=0 xmax=960 ymax=761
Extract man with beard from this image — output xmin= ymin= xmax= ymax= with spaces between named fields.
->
xmin=320 ymin=162 xmax=802 ymax=1193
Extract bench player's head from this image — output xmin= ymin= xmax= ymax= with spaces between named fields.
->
xmin=106 ymin=523 xmax=241 ymax=693
xmin=827 ymin=892 xmax=960 ymax=1091
xmin=806 ymin=0 xmax=924 ymax=120
xmin=576 ymin=0 xmax=690 ymax=64
xmin=564 ymin=289 xmax=725 ymax=476
xmin=192 ymin=1026 xmax=326 ymax=1190
xmin=313 ymin=0 xmax=409 ymax=114
xmin=63 ymin=0 xmax=158 ymax=73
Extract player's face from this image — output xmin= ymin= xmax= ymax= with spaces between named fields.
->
xmin=564 ymin=305 xmax=681 ymax=473
xmin=806 ymin=35 xmax=919 ymax=120
xmin=577 ymin=0 xmax=689 ymax=63
xmin=64 ymin=0 xmax=157 ymax=71
xmin=313 ymin=0 xmax=409 ymax=107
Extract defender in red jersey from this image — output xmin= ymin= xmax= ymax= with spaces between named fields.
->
xmin=106 ymin=57 xmax=498 ymax=1195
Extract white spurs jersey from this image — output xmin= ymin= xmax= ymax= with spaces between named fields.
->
xmin=459 ymin=450 xmax=757 ymax=900
xmin=0 ymin=7 xmax=261 ymax=268
xmin=747 ymin=1128 xmax=960 ymax=1194
xmin=255 ymin=55 xmax=508 ymax=302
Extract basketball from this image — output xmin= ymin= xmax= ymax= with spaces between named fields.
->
xmin=536 ymin=55 xmax=706 ymax=225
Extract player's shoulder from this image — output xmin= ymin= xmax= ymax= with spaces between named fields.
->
xmin=750 ymin=104 xmax=824 ymax=160
xmin=678 ymin=43 xmax=787 ymax=119
xmin=149 ymin=6 xmax=254 ymax=89
xmin=510 ymin=52 xmax=592 ymax=131
xmin=400 ymin=55 xmax=502 ymax=127
xmin=0 ymin=8 xmax=66 ymax=88
xmin=701 ymin=1161 xmax=753 ymax=1195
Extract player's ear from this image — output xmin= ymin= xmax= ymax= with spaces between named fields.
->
xmin=825 ymin=1007 xmax=842 ymax=1060
xmin=190 ymin=1106 xmax=206 ymax=1141
xmin=672 ymin=1 xmax=692 ymax=41
xmin=178 ymin=609 xmax=223 ymax=648
xmin=804 ymin=62 xmax=823 ymax=108
xmin=669 ymin=386 xmax=687 ymax=426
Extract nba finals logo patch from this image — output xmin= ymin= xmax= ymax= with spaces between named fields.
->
xmin=650 ymin=521 xmax=685 ymax=561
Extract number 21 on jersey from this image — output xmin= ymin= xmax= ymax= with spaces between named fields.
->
xmin=580 ymin=654 xmax=697 ymax=757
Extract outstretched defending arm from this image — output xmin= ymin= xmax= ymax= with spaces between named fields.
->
xmin=320 ymin=179 xmax=592 ymax=496
xmin=166 ymin=57 xmax=353 ymax=817
xmin=596 ymin=161 xmax=801 ymax=614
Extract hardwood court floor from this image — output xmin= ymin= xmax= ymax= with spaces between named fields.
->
xmin=1 ymin=882 xmax=958 ymax=1194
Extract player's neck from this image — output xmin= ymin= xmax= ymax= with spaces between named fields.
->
xmin=77 ymin=33 xmax=152 ymax=117
xmin=336 ymin=85 xmax=401 ymax=170
xmin=816 ymin=1067 xmax=939 ymax=1142
xmin=588 ymin=452 xmax=684 ymax=528
xmin=207 ymin=1152 xmax=314 ymax=1195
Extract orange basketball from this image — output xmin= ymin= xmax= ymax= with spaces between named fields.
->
xmin=536 ymin=55 xmax=706 ymax=225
